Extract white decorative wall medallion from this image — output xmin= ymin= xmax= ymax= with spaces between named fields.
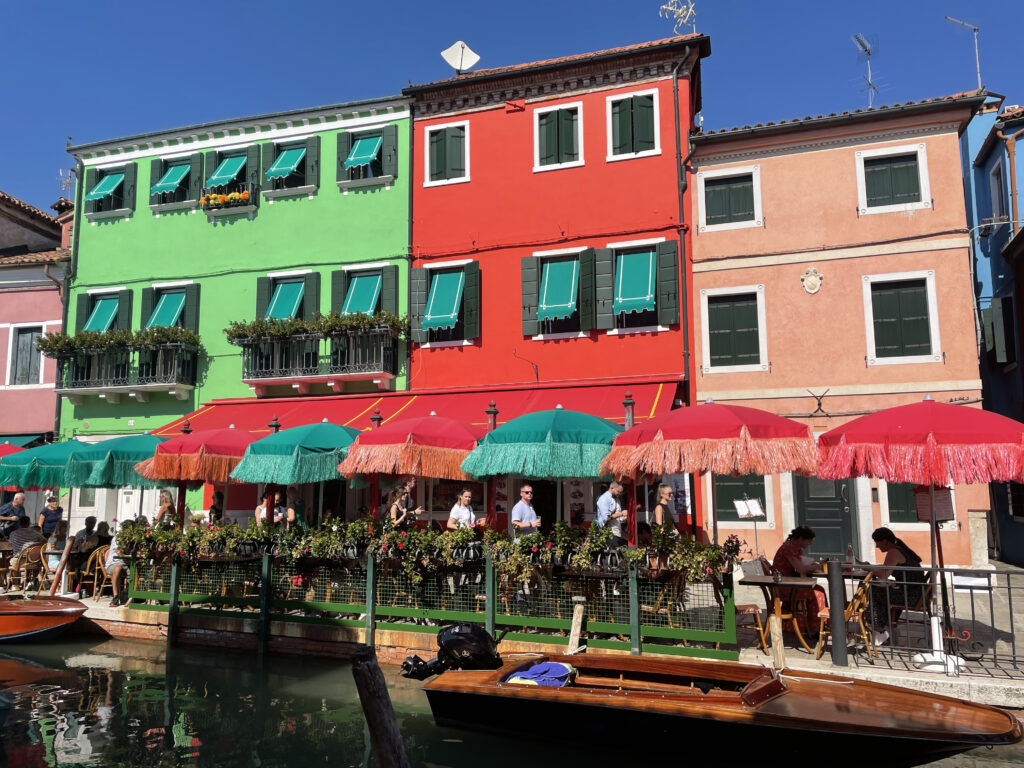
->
xmin=801 ymin=267 xmax=823 ymax=295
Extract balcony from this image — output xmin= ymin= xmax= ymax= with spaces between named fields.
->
xmin=199 ymin=181 xmax=258 ymax=221
xmin=237 ymin=329 xmax=398 ymax=396
xmin=56 ymin=343 xmax=199 ymax=405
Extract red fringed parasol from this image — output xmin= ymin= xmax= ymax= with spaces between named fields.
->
xmin=600 ymin=402 xmax=818 ymax=479
xmin=339 ymin=414 xmax=485 ymax=481
xmin=0 ymin=444 xmax=25 ymax=459
xmin=134 ymin=427 xmax=260 ymax=484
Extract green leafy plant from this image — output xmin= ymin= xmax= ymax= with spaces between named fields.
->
xmin=568 ymin=524 xmax=612 ymax=571
xmin=223 ymin=311 xmax=410 ymax=344
xmin=36 ymin=327 xmax=201 ymax=358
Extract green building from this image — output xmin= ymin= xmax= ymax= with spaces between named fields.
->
xmin=60 ymin=96 xmax=410 ymax=523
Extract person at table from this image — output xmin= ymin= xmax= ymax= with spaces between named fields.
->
xmin=38 ymin=495 xmax=64 ymax=537
xmin=387 ymin=486 xmax=421 ymax=532
xmin=511 ymin=483 xmax=541 ymax=537
xmin=45 ymin=520 xmax=70 ymax=570
xmin=771 ymin=526 xmax=826 ymax=635
xmin=860 ymin=527 xmax=928 ymax=647
xmin=154 ymin=491 xmax=177 ymax=528
xmin=285 ymin=486 xmax=308 ymax=532
xmin=0 ymin=492 xmax=29 ymax=538
xmin=447 ymin=489 xmax=477 ymax=530
xmin=106 ymin=520 xmax=133 ymax=608
xmin=652 ymin=484 xmax=678 ymax=533
xmin=94 ymin=521 xmax=113 ymax=547
xmin=9 ymin=516 xmax=46 ymax=555
xmin=595 ymin=481 xmax=627 ymax=547
xmin=73 ymin=516 xmax=97 ymax=551
xmin=255 ymin=491 xmax=285 ymax=528
xmin=208 ymin=491 xmax=224 ymax=524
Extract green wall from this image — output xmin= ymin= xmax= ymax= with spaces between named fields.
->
xmin=62 ymin=114 xmax=410 ymax=439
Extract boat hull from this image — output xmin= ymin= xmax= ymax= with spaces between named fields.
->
xmin=0 ymin=597 xmax=87 ymax=643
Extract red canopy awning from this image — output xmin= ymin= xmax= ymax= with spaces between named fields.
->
xmin=153 ymin=380 xmax=682 ymax=437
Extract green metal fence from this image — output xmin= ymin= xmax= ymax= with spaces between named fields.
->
xmin=127 ymin=555 xmax=737 ymax=659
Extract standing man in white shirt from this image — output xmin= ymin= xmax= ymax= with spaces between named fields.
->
xmin=594 ymin=481 xmax=627 ymax=547
xmin=510 ymin=483 xmax=541 ymax=538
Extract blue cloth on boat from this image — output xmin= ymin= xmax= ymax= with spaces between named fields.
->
xmin=506 ymin=662 xmax=575 ymax=687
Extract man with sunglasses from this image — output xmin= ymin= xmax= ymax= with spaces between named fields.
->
xmin=510 ymin=483 xmax=541 ymax=538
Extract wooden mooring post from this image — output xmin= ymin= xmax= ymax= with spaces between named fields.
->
xmin=166 ymin=558 xmax=181 ymax=648
xmin=351 ymin=644 xmax=410 ymax=768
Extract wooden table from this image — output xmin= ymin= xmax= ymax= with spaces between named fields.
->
xmin=739 ymin=574 xmax=818 ymax=662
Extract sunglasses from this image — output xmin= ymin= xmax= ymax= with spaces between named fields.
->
xmin=523 ymin=491 xmax=533 ymax=495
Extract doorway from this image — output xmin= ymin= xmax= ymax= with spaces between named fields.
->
xmin=529 ymin=480 xmax=558 ymax=533
xmin=793 ymin=476 xmax=856 ymax=559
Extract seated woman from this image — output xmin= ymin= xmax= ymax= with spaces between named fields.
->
xmin=771 ymin=526 xmax=826 ymax=637
xmin=46 ymin=520 xmax=70 ymax=570
xmin=862 ymin=527 xmax=927 ymax=647
xmin=95 ymin=521 xmax=113 ymax=547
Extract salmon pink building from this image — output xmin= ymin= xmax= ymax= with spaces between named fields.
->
xmin=689 ymin=94 xmax=990 ymax=566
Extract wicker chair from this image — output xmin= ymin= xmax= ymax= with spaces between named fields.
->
xmin=815 ymin=572 xmax=876 ymax=660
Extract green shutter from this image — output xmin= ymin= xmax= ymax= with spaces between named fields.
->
xmin=381 ymin=265 xmax=398 ymax=315
xmin=632 ymin=94 xmax=655 ymax=153
xmin=410 ymin=267 xmax=428 ymax=343
xmin=116 ymin=289 xmax=133 ymax=331
xmin=705 ymin=176 xmax=754 ymax=225
xmin=865 ymin=155 xmax=919 ymax=208
xmin=887 ymin=483 xmax=918 ymax=524
xmin=445 ymin=126 xmax=465 ymax=180
xmin=75 ymin=295 xmax=90 ymax=333
xmin=890 ymin=155 xmax=921 ymax=203
xmin=262 ymin=144 xmax=276 ymax=188
xmin=428 ymin=129 xmax=446 ymax=182
xmin=330 ymin=269 xmax=349 ymax=315
xmin=337 ymin=132 xmax=353 ymax=182
xmin=302 ymin=272 xmax=321 ymax=321
xmin=708 ymin=293 xmax=759 ymax=367
xmin=656 ymin=240 xmax=679 ymax=326
xmin=83 ymin=168 xmax=98 ymax=215
xmin=993 ymin=296 xmax=1016 ymax=364
xmin=122 ymin=163 xmax=137 ymax=211
xmin=305 ymin=135 xmax=320 ymax=188
xmin=521 ymin=256 xmax=540 ymax=336
xmin=729 ymin=177 xmax=755 ymax=221
xmin=204 ymin=152 xmax=220 ymax=187
xmin=611 ymin=99 xmax=632 ymax=156
xmin=713 ymin=474 xmax=765 ymax=523
xmin=189 ymin=153 xmax=203 ymax=200
xmin=255 ymin=277 xmax=272 ymax=319
xmin=463 ymin=261 xmax=480 ymax=340
xmin=558 ymin=108 xmax=579 ymax=164
xmin=149 ymin=159 xmax=163 ymax=205
xmin=140 ymin=288 xmax=155 ymax=328
xmin=871 ymin=279 xmax=930 ymax=358
xmin=704 ymin=180 xmax=731 ymax=225
xmin=182 ymin=283 xmax=201 ymax=332
xmin=14 ymin=329 xmax=41 ymax=386
xmin=538 ymin=112 xmax=557 ymax=167
xmin=381 ymin=124 xmax=398 ymax=179
xmin=594 ymin=248 xmax=615 ymax=330
xmin=246 ymin=145 xmax=261 ymax=188
xmin=578 ymin=249 xmax=596 ymax=331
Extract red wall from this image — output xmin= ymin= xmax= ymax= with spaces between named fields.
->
xmin=411 ymin=76 xmax=696 ymax=390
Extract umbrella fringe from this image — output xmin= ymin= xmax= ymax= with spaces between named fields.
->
xmin=340 ymin=443 xmax=473 ymax=481
xmin=231 ymin=449 xmax=346 ymax=485
xmin=135 ymin=449 xmax=242 ymax=484
xmin=601 ymin=435 xmax=818 ymax=478
xmin=461 ymin=442 xmax=613 ymax=480
xmin=66 ymin=457 xmax=163 ymax=488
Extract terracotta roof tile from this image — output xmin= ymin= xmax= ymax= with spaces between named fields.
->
xmin=1002 ymin=105 xmax=1024 ymax=122
xmin=0 ymin=190 xmax=59 ymax=227
xmin=0 ymin=249 xmax=70 ymax=267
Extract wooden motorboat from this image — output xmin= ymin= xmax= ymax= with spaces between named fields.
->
xmin=0 ymin=596 xmax=87 ymax=642
xmin=423 ymin=653 xmax=1022 ymax=766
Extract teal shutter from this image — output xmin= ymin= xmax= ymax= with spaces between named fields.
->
xmin=262 ymin=144 xmax=276 ymax=187
xmin=446 ymin=126 xmax=465 ymax=179
xmin=578 ymin=249 xmax=596 ymax=331
xmin=594 ymin=248 xmax=615 ymax=330
xmin=611 ymin=99 xmax=632 ymax=156
xmin=302 ymin=272 xmax=321 ymax=321
xmin=189 ymin=153 xmax=203 ymax=200
xmin=330 ymin=270 xmax=349 ymax=315
xmin=558 ymin=108 xmax=578 ymax=164
xmin=428 ymin=129 xmax=446 ymax=181
xmin=255 ymin=277 xmax=272 ymax=319
xmin=75 ymin=296 xmax=90 ymax=333
xmin=122 ymin=163 xmax=137 ymax=211
xmin=381 ymin=265 xmax=398 ymax=315
xmin=632 ymin=94 xmax=655 ymax=153
xmin=538 ymin=112 xmax=557 ymax=167
xmin=381 ymin=124 xmax=398 ymax=179
xmin=708 ymin=294 xmax=759 ymax=367
xmin=149 ymin=159 xmax=163 ymax=205
xmin=305 ymin=135 xmax=320 ymax=188
xmin=463 ymin=262 xmax=481 ymax=340
xmin=182 ymin=284 xmax=201 ymax=332
xmin=410 ymin=268 xmax=428 ymax=343
xmin=140 ymin=288 xmax=155 ymax=327
xmin=84 ymin=168 xmax=98 ymax=215
xmin=246 ymin=145 xmax=261 ymax=188
xmin=656 ymin=240 xmax=679 ymax=326
xmin=116 ymin=289 xmax=133 ymax=331
xmin=521 ymin=256 xmax=540 ymax=336
xmin=713 ymin=474 xmax=765 ymax=523
xmin=337 ymin=132 xmax=353 ymax=182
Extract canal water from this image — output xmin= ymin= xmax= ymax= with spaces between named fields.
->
xmin=0 ymin=635 xmax=1019 ymax=767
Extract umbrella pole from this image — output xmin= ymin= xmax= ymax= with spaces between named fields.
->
xmin=137 ymin=485 xmax=144 ymax=520
xmin=710 ymin=472 xmax=719 ymax=545
xmin=223 ymin=483 xmax=230 ymax=523
xmin=318 ymin=480 xmax=324 ymax=522
xmin=176 ymin=482 xmax=187 ymax=527
xmin=626 ymin=481 xmax=636 ymax=546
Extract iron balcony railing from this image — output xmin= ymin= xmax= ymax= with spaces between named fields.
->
xmin=56 ymin=343 xmax=199 ymax=390
xmin=199 ymin=181 xmax=258 ymax=211
xmin=237 ymin=330 xmax=398 ymax=381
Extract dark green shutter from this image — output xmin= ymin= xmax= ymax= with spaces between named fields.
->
xmin=729 ymin=177 xmax=755 ymax=221
xmin=381 ymin=265 xmax=398 ymax=315
xmin=871 ymin=279 xmax=930 ymax=358
xmin=75 ymin=296 xmax=90 ymax=333
xmin=140 ymin=288 xmax=155 ymax=327
xmin=116 ymin=289 xmax=133 ymax=331
xmin=538 ymin=112 xmax=557 ymax=167
xmin=330 ymin=269 xmax=349 ymax=315
xmin=993 ymin=296 xmax=1016 ymax=364
xmin=890 ymin=155 xmax=921 ymax=203
xmin=463 ymin=261 xmax=480 ymax=341
xmin=611 ymin=99 xmax=632 ymax=156
xmin=149 ymin=159 xmax=163 ymax=205
xmin=656 ymin=240 xmax=679 ymax=326
xmin=864 ymin=154 xmax=921 ymax=208
xmin=182 ymin=283 xmax=201 ymax=332
xmin=558 ymin=108 xmax=578 ymax=164
xmin=304 ymin=135 xmax=320 ymax=189
xmin=255 ymin=277 xmax=272 ymax=319
xmin=381 ymin=124 xmax=398 ymax=179
xmin=84 ymin=168 xmax=98 ymax=215
xmin=708 ymin=294 xmax=759 ymax=367
xmin=428 ymin=129 xmax=446 ymax=182
xmin=446 ymin=126 xmax=465 ymax=179
xmin=704 ymin=179 xmax=730 ymax=225
xmin=205 ymin=152 xmax=219 ymax=188
xmin=262 ymin=143 xmax=276 ymax=187
xmin=15 ymin=329 xmax=40 ymax=386
xmin=246 ymin=145 xmax=261 ymax=188
xmin=521 ymin=256 xmax=539 ymax=336
xmin=189 ymin=153 xmax=203 ymax=200
xmin=410 ymin=268 xmax=428 ymax=343
xmin=864 ymin=158 xmax=892 ymax=207
xmin=705 ymin=176 xmax=754 ymax=225
xmin=121 ymin=163 xmax=137 ymax=212
xmin=887 ymin=482 xmax=919 ymax=524
xmin=713 ymin=474 xmax=765 ymax=523
xmin=594 ymin=248 xmax=615 ymax=330
xmin=578 ymin=249 xmax=596 ymax=331
xmin=337 ymin=132 xmax=352 ymax=182
xmin=983 ymin=306 xmax=995 ymax=358
xmin=302 ymin=272 xmax=321 ymax=321
xmin=633 ymin=95 xmax=655 ymax=153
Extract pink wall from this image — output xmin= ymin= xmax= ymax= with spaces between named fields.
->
xmin=0 ymin=284 xmax=63 ymax=434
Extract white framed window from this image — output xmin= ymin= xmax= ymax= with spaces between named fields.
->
xmin=5 ymin=324 xmax=44 ymax=386
xmin=880 ymin=480 xmax=957 ymax=531
xmin=704 ymin=473 xmax=776 ymax=531
xmin=424 ymin=120 xmax=469 ymax=187
xmin=533 ymin=101 xmax=584 ymax=172
xmin=855 ymin=143 xmax=931 ymax=215
xmin=697 ymin=165 xmax=763 ymax=233
xmin=862 ymin=270 xmax=942 ymax=366
xmin=605 ymin=88 xmax=661 ymax=162
xmin=700 ymin=284 xmax=768 ymax=374
xmin=989 ymin=158 xmax=1008 ymax=220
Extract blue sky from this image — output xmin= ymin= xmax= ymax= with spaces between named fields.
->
xmin=4 ymin=0 xmax=1019 ymax=212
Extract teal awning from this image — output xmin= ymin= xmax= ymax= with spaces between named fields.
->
xmin=266 ymin=281 xmax=305 ymax=320
xmin=265 ymin=148 xmax=306 ymax=180
xmin=150 ymin=164 xmax=190 ymax=195
xmin=206 ymin=156 xmax=246 ymax=186
xmin=422 ymin=270 xmax=465 ymax=331
xmin=342 ymin=273 xmax=382 ymax=315
xmin=0 ymin=434 xmax=42 ymax=448
xmin=146 ymin=291 xmax=186 ymax=328
xmin=344 ymin=136 xmax=383 ymax=169
xmin=84 ymin=173 xmax=125 ymax=201
xmin=537 ymin=259 xmax=579 ymax=322
xmin=83 ymin=296 xmax=119 ymax=332
xmin=613 ymin=250 xmax=657 ymax=314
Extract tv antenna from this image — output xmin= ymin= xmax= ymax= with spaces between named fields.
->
xmin=945 ymin=16 xmax=982 ymax=91
xmin=440 ymin=41 xmax=480 ymax=75
xmin=852 ymin=33 xmax=880 ymax=108
xmin=659 ymin=0 xmax=697 ymax=35
xmin=56 ymin=168 xmax=74 ymax=196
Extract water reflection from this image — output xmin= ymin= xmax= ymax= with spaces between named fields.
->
xmin=0 ymin=638 xmax=1018 ymax=767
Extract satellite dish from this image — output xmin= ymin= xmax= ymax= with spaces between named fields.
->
xmin=440 ymin=41 xmax=480 ymax=75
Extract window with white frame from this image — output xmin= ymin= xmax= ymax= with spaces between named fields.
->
xmin=697 ymin=165 xmax=763 ymax=232
xmin=8 ymin=326 xmax=43 ymax=386
xmin=534 ymin=102 xmax=583 ymax=171
xmin=862 ymin=270 xmax=942 ymax=365
xmin=424 ymin=121 xmax=469 ymax=186
xmin=606 ymin=89 xmax=660 ymax=161
xmin=700 ymin=284 xmax=767 ymax=373
xmin=990 ymin=159 xmax=1008 ymax=220
xmin=855 ymin=143 xmax=931 ymax=215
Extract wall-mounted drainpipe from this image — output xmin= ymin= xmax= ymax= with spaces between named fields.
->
xmin=405 ymin=105 xmax=416 ymax=391
xmin=997 ymin=125 xmax=1024 ymax=237
xmin=671 ymin=49 xmax=692 ymax=387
